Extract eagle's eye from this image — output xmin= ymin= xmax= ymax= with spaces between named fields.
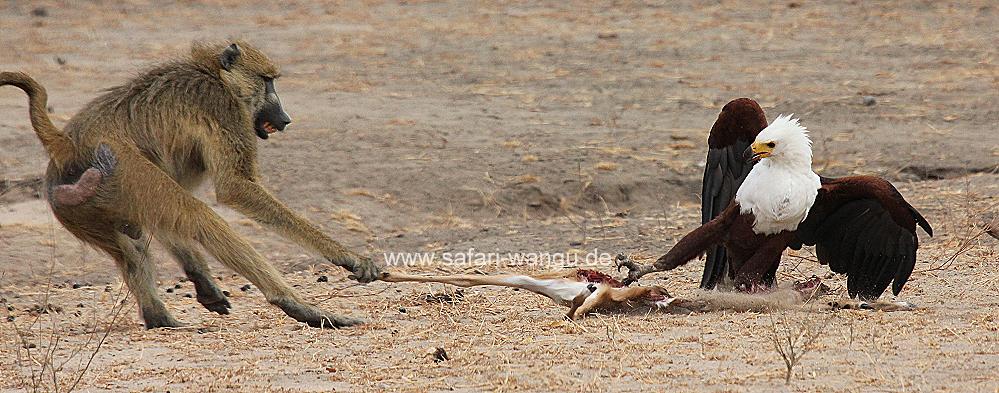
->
xmin=766 ymin=142 xmax=776 ymax=148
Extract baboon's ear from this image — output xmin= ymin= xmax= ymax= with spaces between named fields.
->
xmin=220 ymin=44 xmax=241 ymax=71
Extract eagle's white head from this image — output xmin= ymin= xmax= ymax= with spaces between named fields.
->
xmin=736 ymin=114 xmax=821 ymax=235
xmin=747 ymin=114 xmax=813 ymax=168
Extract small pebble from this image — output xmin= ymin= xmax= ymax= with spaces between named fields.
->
xmin=72 ymin=283 xmax=83 ymax=289
xmin=6 ymin=316 xmax=14 ymax=322
xmin=862 ymin=96 xmax=876 ymax=106
xmin=569 ymin=240 xmax=583 ymax=246
xmin=174 ymin=283 xmax=182 ymax=289
xmin=166 ymin=288 xmax=174 ymax=294
xmin=240 ymin=284 xmax=252 ymax=292
xmin=222 ymin=290 xmax=231 ymax=297
xmin=6 ymin=305 xmax=14 ymax=311
xmin=399 ymin=307 xmax=407 ymax=313
xmin=317 ymin=275 xmax=328 ymax=283
xmin=184 ymin=293 xmax=193 ymax=298
xmin=77 ymin=303 xmax=85 ymax=308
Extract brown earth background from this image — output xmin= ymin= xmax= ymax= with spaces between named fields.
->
xmin=1 ymin=1 xmax=997 ymax=392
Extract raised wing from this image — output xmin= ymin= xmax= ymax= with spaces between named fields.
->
xmin=700 ymin=98 xmax=768 ymax=289
xmin=796 ymin=176 xmax=933 ymax=300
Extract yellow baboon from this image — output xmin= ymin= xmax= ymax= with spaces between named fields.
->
xmin=0 ymin=41 xmax=380 ymax=329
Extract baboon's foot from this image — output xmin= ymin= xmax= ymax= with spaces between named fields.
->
xmin=336 ymin=254 xmax=381 ymax=283
xmin=271 ymin=298 xmax=363 ymax=328
xmin=828 ymin=300 xmax=917 ymax=312
xmin=189 ymin=277 xmax=232 ymax=315
xmin=197 ymin=293 xmax=232 ymax=315
xmin=142 ymin=312 xmax=185 ymax=329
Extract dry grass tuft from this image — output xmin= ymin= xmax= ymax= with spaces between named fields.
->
xmin=594 ymin=162 xmax=619 ymax=171
xmin=501 ymin=140 xmax=523 ymax=149
xmin=329 ymin=209 xmax=373 ymax=235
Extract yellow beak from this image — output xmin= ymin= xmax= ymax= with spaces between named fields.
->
xmin=747 ymin=141 xmax=774 ymax=162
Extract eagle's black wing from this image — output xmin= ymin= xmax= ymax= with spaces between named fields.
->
xmin=699 ymin=98 xmax=768 ymax=289
xmin=796 ymin=176 xmax=933 ymax=300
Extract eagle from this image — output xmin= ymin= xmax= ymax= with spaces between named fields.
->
xmin=622 ymin=109 xmax=933 ymax=300
xmin=698 ymin=98 xmax=768 ymax=290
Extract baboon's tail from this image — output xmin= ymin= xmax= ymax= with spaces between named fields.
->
xmin=0 ymin=72 xmax=75 ymax=168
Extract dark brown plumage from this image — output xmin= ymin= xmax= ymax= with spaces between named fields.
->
xmin=638 ymin=176 xmax=932 ymax=299
xmin=624 ymin=109 xmax=933 ymax=301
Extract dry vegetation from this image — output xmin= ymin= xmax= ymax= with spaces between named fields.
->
xmin=1 ymin=1 xmax=998 ymax=392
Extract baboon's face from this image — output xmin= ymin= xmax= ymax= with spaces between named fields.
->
xmin=219 ymin=43 xmax=292 ymax=140
xmin=252 ymin=78 xmax=292 ymax=140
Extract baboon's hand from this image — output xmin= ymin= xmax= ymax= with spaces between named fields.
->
xmin=344 ymin=255 xmax=381 ymax=283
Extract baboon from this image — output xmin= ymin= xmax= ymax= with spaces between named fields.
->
xmin=0 ymin=41 xmax=380 ymax=329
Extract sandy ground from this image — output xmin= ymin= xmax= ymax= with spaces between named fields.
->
xmin=1 ymin=1 xmax=997 ymax=392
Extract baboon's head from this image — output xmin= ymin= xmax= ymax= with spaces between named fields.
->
xmin=201 ymin=42 xmax=292 ymax=140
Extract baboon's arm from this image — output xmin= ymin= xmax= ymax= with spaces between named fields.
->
xmin=217 ymin=177 xmax=363 ymax=265
xmin=209 ymin=145 xmax=376 ymax=281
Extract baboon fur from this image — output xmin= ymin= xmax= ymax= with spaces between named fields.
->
xmin=0 ymin=41 xmax=380 ymax=329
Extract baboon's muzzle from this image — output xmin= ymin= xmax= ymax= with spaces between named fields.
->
xmin=254 ymin=80 xmax=292 ymax=140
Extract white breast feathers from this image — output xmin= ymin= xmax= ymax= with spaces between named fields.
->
xmin=735 ymin=160 xmax=820 ymax=235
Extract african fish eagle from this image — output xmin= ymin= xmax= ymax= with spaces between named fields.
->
xmin=699 ymin=98 xmax=768 ymax=289
xmin=622 ymin=111 xmax=933 ymax=300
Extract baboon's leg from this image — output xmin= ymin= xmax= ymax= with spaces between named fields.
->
xmin=106 ymin=145 xmax=359 ymax=328
xmin=160 ymin=238 xmax=231 ymax=315
xmin=112 ymin=233 xmax=182 ymax=329
xmin=52 ymin=202 xmax=180 ymax=329
xmin=192 ymin=221 xmax=360 ymax=327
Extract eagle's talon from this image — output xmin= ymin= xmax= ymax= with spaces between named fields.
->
xmin=614 ymin=254 xmax=649 ymax=286
xmin=614 ymin=254 xmax=633 ymax=273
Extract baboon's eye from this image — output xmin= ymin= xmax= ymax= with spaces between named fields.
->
xmin=766 ymin=142 xmax=776 ymax=148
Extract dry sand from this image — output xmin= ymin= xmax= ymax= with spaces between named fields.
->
xmin=1 ymin=1 xmax=997 ymax=392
